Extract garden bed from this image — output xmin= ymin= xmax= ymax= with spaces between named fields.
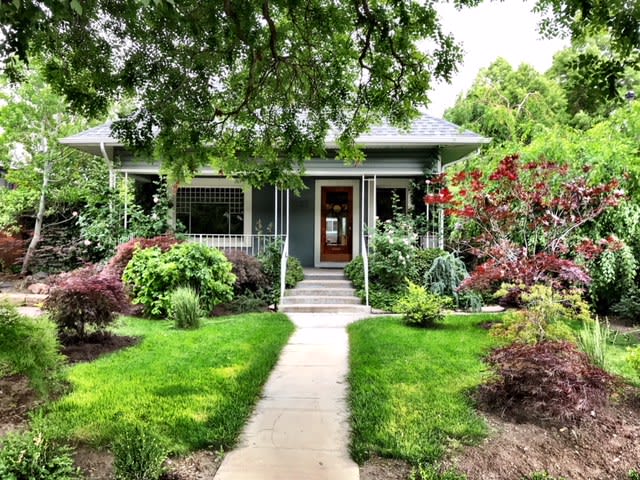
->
xmin=351 ymin=314 xmax=640 ymax=480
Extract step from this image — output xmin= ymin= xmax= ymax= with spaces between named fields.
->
xmin=281 ymin=295 xmax=362 ymax=305
xmin=279 ymin=304 xmax=371 ymax=314
xmin=296 ymin=279 xmax=353 ymax=289
xmin=303 ymin=272 xmax=346 ymax=281
xmin=285 ymin=288 xmax=356 ymax=297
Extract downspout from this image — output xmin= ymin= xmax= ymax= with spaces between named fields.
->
xmin=100 ymin=142 xmax=115 ymax=189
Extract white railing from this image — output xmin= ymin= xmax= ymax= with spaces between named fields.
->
xmin=361 ymin=235 xmax=369 ymax=307
xmin=185 ymin=234 xmax=283 ymax=256
xmin=419 ymin=234 xmax=441 ymax=249
xmin=279 ymin=235 xmax=289 ymax=305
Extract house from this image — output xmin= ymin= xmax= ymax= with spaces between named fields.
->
xmin=60 ymin=114 xmax=488 ymax=268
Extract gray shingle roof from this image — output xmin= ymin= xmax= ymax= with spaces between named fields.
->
xmin=60 ymin=114 xmax=488 ymax=150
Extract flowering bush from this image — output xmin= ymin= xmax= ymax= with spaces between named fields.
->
xmin=425 ymin=155 xmax=624 ymax=294
xmin=369 ymin=216 xmax=418 ymax=291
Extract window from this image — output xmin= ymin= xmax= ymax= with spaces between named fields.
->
xmin=175 ymin=187 xmax=244 ymax=234
xmin=376 ymin=187 xmax=407 ymax=222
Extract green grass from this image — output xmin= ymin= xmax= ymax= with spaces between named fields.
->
xmin=37 ymin=313 xmax=293 ymax=454
xmin=607 ymin=328 xmax=640 ymax=387
xmin=348 ymin=314 xmax=499 ymax=464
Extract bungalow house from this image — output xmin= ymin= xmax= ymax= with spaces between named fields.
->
xmin=60 ymin=114 xmax=488 ymax=268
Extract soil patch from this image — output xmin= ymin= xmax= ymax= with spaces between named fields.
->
xmin=61 ymin=333 xmax=140 ymax=364
xmin=446 ymin=392 xmax=640 ymax=480
xmin=360 ymin=456 xmax=414 ymax=480
xmin=73 ymin=445 xmax=221 ymax=480
xmin=0 ymin=375 xmax=43 ymax=436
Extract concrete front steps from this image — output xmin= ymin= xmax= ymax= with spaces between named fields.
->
xmin=279 ymin=269 xmax=371 ymax=314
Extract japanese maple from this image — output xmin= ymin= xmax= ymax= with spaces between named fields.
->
xmin=425 ymin=154 xmax=624 ymax=291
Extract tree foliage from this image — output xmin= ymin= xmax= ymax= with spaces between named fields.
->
xmin=425 ymin=155 xmax=623 ymax=292
xmin=547 ymin=34 xmax=640 ymax=128
xmin=445 ymin=58 xmax=567 ymax=145
xmin=0 ymin=0 xmax=473 ymax=187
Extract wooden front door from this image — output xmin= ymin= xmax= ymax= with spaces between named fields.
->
xmin=320 ymin=186 xmax=353 ymax=262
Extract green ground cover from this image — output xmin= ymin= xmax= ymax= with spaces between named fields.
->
xmin=37 ymin=313 xmax=293 ymax=454
xmin=348 ymin=314 xmax=499 ymax=464
xmin=348 ymin=314 xmax=640 ymax=465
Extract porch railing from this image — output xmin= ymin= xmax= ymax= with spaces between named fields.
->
xmin=361 ymin=235 xmax=369 ymax=307
xmin=279 ymin=235 xmax=289 ymax=305
xmin=185 ymin=234 xmax=284 ymax=256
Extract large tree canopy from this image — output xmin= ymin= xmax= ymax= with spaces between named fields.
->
xmin=1 ymin=0 xmax=473 ymax=187
xmin=1 ymin=0 xmax=638 ymax=187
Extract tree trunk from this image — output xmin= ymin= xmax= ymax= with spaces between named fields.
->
xmin=21 ymin=161 xmax=52 ymax=275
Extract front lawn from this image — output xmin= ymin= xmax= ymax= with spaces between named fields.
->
xmin=348 ymin=314 xmax=499 ymax=464
xmin=37 ymin=313 xmax=293 ymax=454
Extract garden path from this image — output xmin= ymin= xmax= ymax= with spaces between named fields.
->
xmin=213 ymin=312 xmax=371 ymax=480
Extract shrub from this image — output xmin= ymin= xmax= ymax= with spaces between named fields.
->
xmin=169 ymin=286 xmax=202 ymax=329
xmin=369 ymin=217 xmax=418 ymax=291
xmin=105 ymin=234 xmax=181 ymax=280
xmin=409 ymin=248 xmax=446 ymax=284
xmin=394 ymin=281 xmax=451 ymax=327
xmin=0 ymin=429 xmax=80 ymax=480
xmin=226 ymin=291 xmax=270 ymax=313
xmin=578 ymin=318 xmax=611 ymax=369
xmin=111 ymin=425 xmax=167 ymax=480
xmin=480 ymin=341 xmax=618 ymax=423
xmin=345 ymin=255 xmax=365 ymax=290
xmin=425 ymin=252 xmax=481 ymax=310
xmin=368 ymin=288 xmax=405 ymax=311
xmin=491 ymin=285 xmax=591 ymax=345
xmin=123 ymin=243 xmax=235 ymax=317
xmin=629 ymin=469 xmax=640 ymax=480
xmin=612 ymin=285 xmax=640 ymax=323
xmin=286 ymin=256 xmax=305 ymax=288
xmin=44 ymin=268 xmax=130 ymax=339
xmin=0 ymin=231 xmax=24 ymax=272
xmin=258 ymin=241 xmax=305 ymax=303
xmin=223 ymin=249 xmax=269 ymax=294
xmin=0 ymin=301 xmax=63 ymax=394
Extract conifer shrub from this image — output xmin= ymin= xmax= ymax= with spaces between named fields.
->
xmin=44 ymin=267 xmax=130 ymax=339
xmin=123 ymin=243 xmax=235 ymax=317
xmin=480 ymin=341 xmax=618 ymax=424
xmin=0 ymin=301 xmax=63 ymax=394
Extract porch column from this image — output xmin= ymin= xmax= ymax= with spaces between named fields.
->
xmin=286 ymin=189 xmax=290 ymax=236
xmin=274 ymin=187 xmax=279 ymax=236
xmin=437 ymin=153 xmax=444 ymax=249
xmin=123 ymin=171 xmax=129 ymax=230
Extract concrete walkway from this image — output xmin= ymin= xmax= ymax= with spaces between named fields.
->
xmin=213 ymin=313 xmax=370 ymax=480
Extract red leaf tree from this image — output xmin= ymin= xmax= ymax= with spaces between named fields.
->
xmin=425 ymin=155 xmax=624 ymax=292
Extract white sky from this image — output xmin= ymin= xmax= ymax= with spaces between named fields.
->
xmin=426 ymin=0 xmax=568 ymax=117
